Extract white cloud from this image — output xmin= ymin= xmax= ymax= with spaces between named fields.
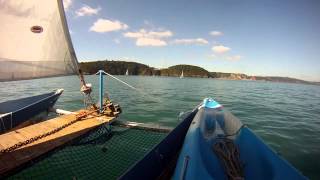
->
xmin=123 ymin=31 xmax=144 ymax=38
xmin=212 ymin=45 xmax=231 ymax=54
xmin=90 ymin=18 xmax=128 ymax=33
xmin=123 ymin=29 xmax=173 ymax=39
xmin=123 ymin=29 xmax=172 ymax=47
xmin=63 ymin=0 xmax=72 ymax=10
xmin=136 ymin=38 xmax=167 ymax=46
xmin=210 ymin=31 xmax=223 ymax=36
xmin=226 ymin=55 xmax=242 ymax=61
xmin=76 ymin=5 xmax=100 ymax=16
xmin=148 ymin=31 xmax=173 ymax=38
xmin=172 ymin=38 xmax=208 ymax=45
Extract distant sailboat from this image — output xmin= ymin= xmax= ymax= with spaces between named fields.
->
xmin=125 ymin=69 xmax=129 ymax=76
xmin=0 ymin=0 xmax=89 ymax=133
xmin=180 ymin=70 xmax=184 ymax=78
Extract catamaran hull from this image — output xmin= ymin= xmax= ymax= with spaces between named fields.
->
xmin=173 ymin=99 xmax=306 ymax=180
xmin=119 ymin=108 xmax=199 ymax=180
xmin=120 ymin=98 xmax=306 ymax=180
xmin=0 ymin=89 xmax=63 ymax=134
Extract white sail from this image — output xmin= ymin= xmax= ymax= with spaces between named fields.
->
xmin=0 ymin=0 xmax=79 ymax=81
xmin=180 ymin=70 xmax=184 ymax=78
xmin=125 ymin=69 xmax=129 ymax=76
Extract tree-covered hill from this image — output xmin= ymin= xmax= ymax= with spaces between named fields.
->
xmin=160 ymin=64 xmax=210 ymax=78
xmin=79 ymin=60 xmax=318 ymax=85
xmin=80 ymin=60 xmax=159 ymax=75
xmin=79 ymin=61 xmax=210 ymax=77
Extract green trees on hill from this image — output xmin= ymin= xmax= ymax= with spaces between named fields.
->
xmin=79 ymin=61 xmax=209 ymax=77
xmin=79 ymin=60 xmax=314 ymax=85
xmin=80 ymin=60 xmax=158 ymax=75
xmin=161 ymin=65 xmax=210 ymax=77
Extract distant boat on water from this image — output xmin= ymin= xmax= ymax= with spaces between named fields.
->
xmin=125 ymin=69 xmax=129 ymax=76
xmin=180 ymin=70 xmax=184 ymax=78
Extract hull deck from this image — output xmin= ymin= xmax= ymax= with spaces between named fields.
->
xmin=8 ymin=125 xmax=168 ymax=179
xmin=0 ymin=90 xmax=63 ymax=134
xmin=0 ymin=109 xmax=117 ymax=177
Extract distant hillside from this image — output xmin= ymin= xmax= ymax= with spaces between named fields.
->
xmin=80 ymin=60 xmax=158 ymax=75
xmin=210 ymin=72 xmax=249 ymax=79
xmin=79 ymin=60 xmax=318 ymax=85
xmin=161 ymin=65 xmax=210 ymax=78
xmin=80 ymin=61 xmax=210 ymax=77
xmin=254 ymin=76 xmax=313 ymax=84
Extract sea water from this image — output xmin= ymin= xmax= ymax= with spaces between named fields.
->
xmin=1 ymin=75 xmax=319 ymax=179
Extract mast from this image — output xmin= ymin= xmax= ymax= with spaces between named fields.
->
xmin=57 ymin=0 xmax=91 ymax=94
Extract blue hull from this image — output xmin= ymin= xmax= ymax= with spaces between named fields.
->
xmin=120 ymin=98 xmax=306 ymax=179
xmin=173 ymin=98 xmax=306 ymax=180
xmin=119 ymin=107 xmax=199 ymax=180
xmin=0 ymin=90 xmax=63 ymax=134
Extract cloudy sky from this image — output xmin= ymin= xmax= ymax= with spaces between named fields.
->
xmin=63 ymin=0 xmax=320 ymax=81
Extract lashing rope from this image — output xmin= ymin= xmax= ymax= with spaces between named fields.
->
xmin=213 ymin=138 xmax=244 ymax=180
xmin=0 ymin=107 xmax=99 ymax=155
xmin=0 ymin=99 xmax=121 ymax=155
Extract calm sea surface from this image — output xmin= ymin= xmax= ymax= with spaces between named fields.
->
xmin=1 ymin=75 xmax=319 ymax=179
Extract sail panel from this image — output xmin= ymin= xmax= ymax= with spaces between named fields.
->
xmin=0 ymin=0 xmax=78 ymax=81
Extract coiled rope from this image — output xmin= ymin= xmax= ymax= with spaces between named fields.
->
xmin=213 ymin=138 xmax=244 ymax=180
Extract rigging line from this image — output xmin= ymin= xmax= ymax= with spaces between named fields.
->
xmin=104 ymin=72 xmax=164 ymax=103
xmin=104 ymin=72 xmax=137 ymax=90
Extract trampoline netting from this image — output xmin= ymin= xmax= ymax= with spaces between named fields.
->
xmin=9 ymin=125 xmax=167 ymax=179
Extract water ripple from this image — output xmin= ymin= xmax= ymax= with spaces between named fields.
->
xmin=1 ymin=76 xmax=319 ymax=178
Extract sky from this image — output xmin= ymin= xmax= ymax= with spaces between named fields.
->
xmin=63 ymin=0 xmax=320 ymax=81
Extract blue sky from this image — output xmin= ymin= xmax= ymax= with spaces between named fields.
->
xmin=63 ymin=0 xmax=320 ymax=81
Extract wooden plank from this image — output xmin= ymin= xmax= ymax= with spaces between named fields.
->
xmin=2 ymin=132 xmax=33 ymax=162
xmin=0 ymin=109 xmax=117 ymax=177
xmin=0 ymin=144 xmax=17 ymax=175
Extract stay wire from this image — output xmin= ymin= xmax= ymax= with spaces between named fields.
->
xmin=104 ymin=72 xmax=164 ymax=103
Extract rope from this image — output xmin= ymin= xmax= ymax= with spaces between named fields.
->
xmin=0 ymin=99 xmax=121 ymax=155
xmin=0 ymin=108 xmax=99 ymax=155
xmin=213 ymin=138 xmax=244 ymax=180
xmin=104 ymin=72 xmax=137 ymax=90
xmin=83 ymin=93 xmax=95 ymax=109
xmin=104 ymin=72 xmax=164 ymax=103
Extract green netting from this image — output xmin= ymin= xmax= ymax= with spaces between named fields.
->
xmin=9 ymin=125 xmax=167 ymax=180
